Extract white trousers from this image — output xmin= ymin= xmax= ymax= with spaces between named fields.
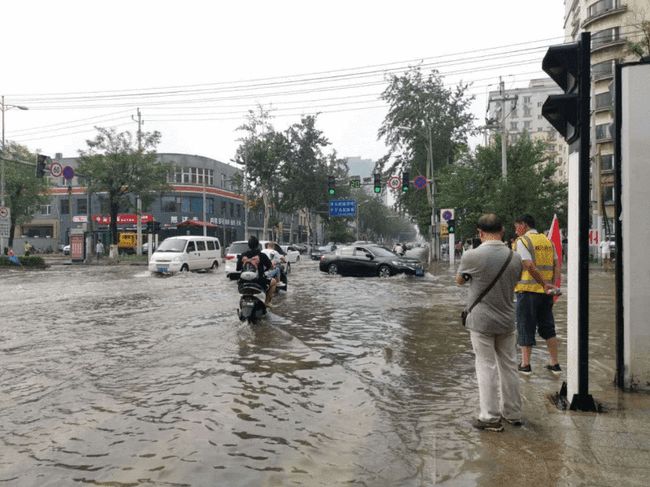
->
xmin=470 ymin=330 xmax=522 ymax=422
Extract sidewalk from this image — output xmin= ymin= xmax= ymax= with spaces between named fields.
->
xmin=448 ymin=268 xmax=650 ymax=486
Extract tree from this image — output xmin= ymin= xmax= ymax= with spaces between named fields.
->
xmin=626 ymin=14 xmax=650 ymax=60
xmin=436 ymin=135 xmax=567 ymax=241
xmin=376 ymin=66 xmax=475 ymax=237
xmin=77 ymin=127 xmax=169 ymax=245
xmin=2 ymin=142 xmax=49 ymax=249
xmin=234 ymin=107 xmax=288 ymax=239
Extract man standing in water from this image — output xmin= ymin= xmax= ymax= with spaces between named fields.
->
xmin=457 ymin=214 xmax=523 ymax=431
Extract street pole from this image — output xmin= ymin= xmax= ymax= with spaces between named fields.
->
xmin=243 ymin=160 xmax=249 ymax=239
xmin=133 ymin=108 xmax=143 ymax=256
xmin=500 ymin=78 xmax=508 ymax=178
xmin=202 ymin=173 xmax=207 ymax=236
xmin=427 ymin=125 xmax=437 ymax=265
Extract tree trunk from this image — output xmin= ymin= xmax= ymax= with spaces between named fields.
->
xmin=262 ymin=190 xmax=270 ymax=240
xmin=8 ymin=219 xmax=16 ymax=249
xmin=110 ymin=200 xmax=120 ymax=245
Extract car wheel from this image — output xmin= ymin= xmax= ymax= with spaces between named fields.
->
xmin=180 ymin=264 xmax=189 ymax=272
xmin=378 ymin=265 xmax=392 ymax=278
xmin=328 ymin=263 xmax=338 ymax=275
xmin=211 ymin=260 xmax=219 ymax=270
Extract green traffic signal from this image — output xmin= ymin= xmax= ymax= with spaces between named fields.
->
xmin=328 ymin=188 xmax=335 ymax=195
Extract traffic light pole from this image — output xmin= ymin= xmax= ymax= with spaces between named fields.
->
xmin=572 ymin=31 xmax=597 ymax=412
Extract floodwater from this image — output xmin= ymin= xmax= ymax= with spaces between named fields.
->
xmin=0 ymin=257 xmax=612 ymax=486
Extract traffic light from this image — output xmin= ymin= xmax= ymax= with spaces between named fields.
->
xmin=402 ymin=171 xmax=410 ymax=193
xmin=541 ymin=32 xmax=590 ymax=144
xmin=447 ymin=219 xmax=456 ymax=234
xmin=36 ymin=154 xmax=50 ymax=178
xmin=373 ymin=173 xmax=381 ymax=194
xmin=327 ymin=175 xmax=336 ymax=196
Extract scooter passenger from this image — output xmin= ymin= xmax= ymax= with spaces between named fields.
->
xmin=236 ymin=236 xmax=275 ymax=306
xmin=261 ymin=242 xmax=284 ymax=305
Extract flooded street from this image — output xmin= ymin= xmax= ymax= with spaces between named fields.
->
xmin=0 ymin=258 xmax=614 ymax=486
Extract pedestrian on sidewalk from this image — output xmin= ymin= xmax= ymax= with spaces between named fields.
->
xmin=456 ymin=213 xmax=523 ymax=432
xmin=513 ymin=214 xmax=561 ymax=376
xmin=96 ymin=240 xmax=105 ymax=262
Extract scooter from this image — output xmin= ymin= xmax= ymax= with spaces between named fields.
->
xmin=237 ymin=262 xmax=268 ymax=324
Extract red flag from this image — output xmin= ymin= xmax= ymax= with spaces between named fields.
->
xmin=547 ymin=214 xmax=562 ymax=302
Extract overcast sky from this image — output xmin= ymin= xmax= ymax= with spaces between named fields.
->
xmin=2 ymin=0 xmax=565 ymax=166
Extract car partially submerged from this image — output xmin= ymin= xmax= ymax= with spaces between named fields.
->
xmin=319 ymin=244 xmax=424 ymax=277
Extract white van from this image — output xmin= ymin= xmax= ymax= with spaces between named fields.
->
xmin=148 ymin=236 xmax=221 ymax=274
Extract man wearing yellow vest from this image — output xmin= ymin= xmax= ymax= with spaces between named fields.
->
xmin=514 ymin=214 xmax=561 ymax=375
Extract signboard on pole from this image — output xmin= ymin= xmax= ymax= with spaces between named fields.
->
xmin=0 ymin=206 xmax=10 ymax=239
xmin=440 ymin=208 xmax=455 ymax=222
xmin=329 ymin=199 xmax=357 ymax=217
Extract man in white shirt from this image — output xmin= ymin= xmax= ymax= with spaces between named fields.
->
xmin=599 ymin=239 xmax=611 ymax=271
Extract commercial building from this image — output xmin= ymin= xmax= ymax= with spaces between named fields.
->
xmin=486 ymin=78 xmax=568 ymax=181
xmin=564 ymin=0 xmax=649 ymax=236
xmin=17 ymin=153 xmax=312 ymax=252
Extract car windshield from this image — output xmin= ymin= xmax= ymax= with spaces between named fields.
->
xmin=228 ymin=242 xmax=251 ymax=254
xmin=156 ymin=239 xmax=186 ymax=252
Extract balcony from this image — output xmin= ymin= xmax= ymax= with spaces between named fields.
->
xmin=592 ymin=60 xmax=614 ymax=81
xmin=583 ymin=0 xmax=627 ymax=28
xmin=591 ymin=27 xmax=625 ymax=53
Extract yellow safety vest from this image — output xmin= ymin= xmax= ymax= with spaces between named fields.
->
xmin=515 ymin=232 xmax=555 ymax=293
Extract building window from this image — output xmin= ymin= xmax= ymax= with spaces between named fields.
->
xmin=182 ymin=197 xmax=191 ymax=213
xmin=595 ymin=124 xmax=611 ymax=141
xmin=60 ymin=199 xmax=70 ymax=215
xmin=602 ymin=185 xmax=615 ymax=203
xmin=592 ymin=27 xmax=621 ymax=49
xmin=601 ymin=154 xmax=614 ymax=171
xmin=523 ymin=96 xmax=531 ymax=104
xmin=524 ymin=121 xmax=531 ymax=130
xmin=592 ymin=60 xmax=613 ymax=79
xmin=510 ymin=122 xmax=518 ymax=131
xmin=76 ymin=198 xmax=87 ymax=214
xmin=595 ymin=91 xmax=612 ymax=110
xmin=190 ymin=197 xmax=202 ymax=214
xmin=523 ymin=107 xmax=532 ymax=117
xmin=220 ymin=201 xmax=226 ymax=215
xmin=39 ymin=205 xmax=52 ymax=215
xmin=161 ymin=196 xmax=179 ymax=212
xmin=207 ymin=198 xmax=214 ymax=215
xmin=587 ymin=0 xmax=623 ymax=20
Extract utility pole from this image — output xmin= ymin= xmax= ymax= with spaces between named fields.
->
xmin=489 ymin=78 xmax=518 ymax=178
xmin=133 ymin=108 xmax=143 ymax=255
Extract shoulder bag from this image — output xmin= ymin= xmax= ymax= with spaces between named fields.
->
xmin=462 ymin=250 xmax=513 ymax=327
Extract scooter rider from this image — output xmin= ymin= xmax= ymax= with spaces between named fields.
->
xmin=236 ymin=236 xmax=275 ymax=307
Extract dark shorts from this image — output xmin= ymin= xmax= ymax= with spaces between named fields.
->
xmin=516 ymin=292 xmax=556 ymax=346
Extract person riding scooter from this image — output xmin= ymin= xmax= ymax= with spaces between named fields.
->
xmin=236 ymin=236 xmax=275 ymax=307
xmin=262 ymin=241 xmax=285 ymax=297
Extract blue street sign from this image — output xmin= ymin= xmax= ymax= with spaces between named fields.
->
xmin=413 ymin=175 xmax=427 ymax=190
xmin=329 ymin=199 xmax=357 ymax=217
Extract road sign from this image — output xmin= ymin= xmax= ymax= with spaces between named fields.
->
xmin=413 ymin=175 xmax=427 ymax=190
xmin=388 ymin=176 xmax=401 ymax=190
xmin=441 ymin=222 xmax=449 ymax=237
xmin=589 ymin=229 xmax=599 ymax=245
xmin=62 ymin=165 xmax=75 ymax=180
xmin=0 ymin=206 xmax=10 ymax=239
xmin=440 ymin=208 xmax=455 ymax=221
xmin=329 ymin=199 xmax=357 ymax=217
xmin=50 ymin=162 xmax=63 ymax=177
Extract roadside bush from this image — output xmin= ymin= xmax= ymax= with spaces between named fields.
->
xmin=0 ymin=256 xmax=47 ymax=268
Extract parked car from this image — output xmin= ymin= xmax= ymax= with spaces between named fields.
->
xmin=224 ymin=240 xmax=290 ymax=279
xmin=280 ymin=244 xmax=301 ymax=263
xmin=148 ymin=236 xmax=221 ymax=274
xmin=62 ymin=244 xmax=70 ymax=255
xmin=311 ymin=243 xmax=337 ymax=260
xmin=319 ymin=244 xmax=424 ymax=277
xmin=142 ymin=241 xmax=157 ymax=253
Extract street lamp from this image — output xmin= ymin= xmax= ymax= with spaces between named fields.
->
xmin=1 ymin=95 xmax=29 ymax=253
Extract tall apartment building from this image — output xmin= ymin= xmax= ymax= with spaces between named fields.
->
xmin=486 ymin=78 xmax=568 ymax=181
xmin=564 ymin=0 xmax=650 ymax=235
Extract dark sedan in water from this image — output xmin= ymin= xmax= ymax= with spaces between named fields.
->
xmin=319 ymin=245 xmax=424 ymax=277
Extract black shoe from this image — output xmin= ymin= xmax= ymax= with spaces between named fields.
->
xmin=472 ymin=418 xmax=504 ymax=432
xmin=502 ymin=417 xmax=523 ymax=426
xmin=546 ymin=363 xmax=562 ymax=374
xmin=518 ymin=363 xmax=532 ymax=375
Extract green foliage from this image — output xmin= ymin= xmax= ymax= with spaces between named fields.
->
xmin=347 ymin=189 xmax=416 ymax=242
xmin=78 ymin=127 xmax=168 ymax=244
xmin=436 ymin=135 xmax=567 ymax=240
xmin=1 ymin=142 xmax=50 ymax=247
xmin=376 ymin=66 xmax=475 ymax=237
xmin=0 ymin=255 xmax=46 ymax=268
